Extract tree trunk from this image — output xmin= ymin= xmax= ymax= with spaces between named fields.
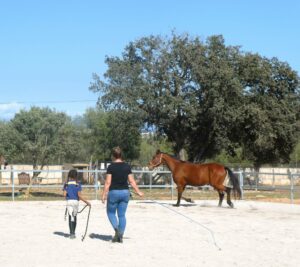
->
xmin=253 ymin=163 xmax=261 ymax=191
xmin=24 ymin=165 xmax=42 ymax=198
xmin=178 ymin=148 xmax=187 ymax=161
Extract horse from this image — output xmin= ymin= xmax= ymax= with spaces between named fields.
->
xmin=148 ymin=150 xmax=241 ymax=207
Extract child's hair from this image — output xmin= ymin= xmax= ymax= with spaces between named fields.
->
xmin=68 ymin=169 xmax=78 ymax=181
xmin=112 ymin=146 xmax=122 ymax=159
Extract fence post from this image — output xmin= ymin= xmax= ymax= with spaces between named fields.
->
xmin=289 ymin=171 xmax=294 ymax=204
xmin=94 ymin=170 xmax=98 ymax=201
xmin=239 ymin=171 xmax=244 ymax=200
xmin=11 ymin=166 xmax=14 ymax=201
xmin=150 ymin=171 xmax=152 ymax=199
xmin=255 ymin=171 xmax=258 ymax=191
xmin=171 ymin=174 xmax=174 ymax=200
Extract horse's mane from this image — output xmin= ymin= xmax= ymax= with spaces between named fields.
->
xmin=161 ymin=152 xmax=187 ymax=163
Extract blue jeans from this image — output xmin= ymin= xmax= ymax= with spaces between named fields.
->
xmin=107 ymin=189 xmax=130 ymax=235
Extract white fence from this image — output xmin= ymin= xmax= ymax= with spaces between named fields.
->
xmin=0 ymin=168 xmax=299 ymax=203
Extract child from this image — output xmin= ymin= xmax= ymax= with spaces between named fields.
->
xmin=63 ymin=169 xmax=91 ymax=239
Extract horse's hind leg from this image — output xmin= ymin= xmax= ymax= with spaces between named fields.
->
xmin=213 ymin=184 xmax=225 ymax=207
xmin=226 ymin=187 xmax=234 ymax=208
xmin=218 ymin=191 xmax=225 ymax=207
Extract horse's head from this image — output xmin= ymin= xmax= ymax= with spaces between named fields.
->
xmin=148 ymin=149 xmax=163 ymax=170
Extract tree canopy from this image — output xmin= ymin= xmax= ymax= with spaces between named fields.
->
xmin=0 ymin=106 xmax=142 ymax=165
xmin=90 ymin=33 xmax=300 ymax=166
xmin=0 ymin=107 xmax=79 ymax=167
xmin=83 ymin=108 xmax=141 ymax=161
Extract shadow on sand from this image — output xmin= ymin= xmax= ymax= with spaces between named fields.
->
xmin=137 ymin=201 xmax=197 ymax=207
xmin=53 ymin=231 xmax=70 ymax=238
xmin=89 ymin=233 xmax=112 ymax=241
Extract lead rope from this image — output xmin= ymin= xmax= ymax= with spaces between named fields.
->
xmin=148 ymin=200 xmax=221 ymax=250
xmin=64 ymin=204 xmax=91 ymax=242
xmin=64 ymin=204 xmax=89 ymax=221
xmin=81 ymin=205 xmax=91 ymax=242
xmin=131 ymin=190 xmax=221 ymax=251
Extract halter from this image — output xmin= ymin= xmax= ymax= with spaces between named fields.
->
xmin=150 ymin=153 xmax=163 ymax=168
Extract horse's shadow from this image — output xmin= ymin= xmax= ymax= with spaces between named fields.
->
xmin=176 ymin=203 xmax=197 ymax=207
xmin=89 ymin=233 xmax=112 ymax=241
xmin=137 ymin=201 xmax=197 ymax=207
xmin=53 ymin=231 xmax=70 ymax=238
xmin=136 ymin=200 xmax=235 ymax=209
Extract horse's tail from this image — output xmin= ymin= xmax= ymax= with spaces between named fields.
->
xmin=225 ymin=167 xmax=242 ymax=199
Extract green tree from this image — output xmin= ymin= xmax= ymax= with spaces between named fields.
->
xmin=0 ymin=121 xmax=22 ymax=185
xmin=82 ymin=108 xmax=141 ymax=162
xmin=137 ymin=133 xmax=173 ymax=166
xmin=1 ymin=107 xmax=80 ymax=196
xmin=90 ymin=32 xmax=300 ymax=165
xmin=237 ymin=54 xmax=300 ymax=169
xmin=290 ymin=141 xmax=300 ymax=167
xmin=185 ymin=35 xmax=243 ymax=161
xmin=0 ymin=121 xmax=22 ymax=163
xmin=83 ymin=108 xmax=110 ymax=161
xmin=106 ymin=110 xmax=141 ymax=161
xmin=90 ymin=33 xmax=243 ymax=160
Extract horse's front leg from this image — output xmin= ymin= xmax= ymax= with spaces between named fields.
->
xmin=174 ymin=185 xmax=185 ymax=207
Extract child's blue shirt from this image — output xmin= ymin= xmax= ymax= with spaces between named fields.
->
xmin=63 ymin=180 xmax=82 ymax=200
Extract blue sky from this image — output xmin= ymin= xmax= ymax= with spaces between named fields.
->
xmin=0 ymin=0 xmax=299 ymax=120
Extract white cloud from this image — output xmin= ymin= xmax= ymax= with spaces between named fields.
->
xmin=0 ymin=102 xmax=23 ymax=121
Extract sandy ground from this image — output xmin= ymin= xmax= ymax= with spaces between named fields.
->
xmin=0 ymin=199 xmax=299 ymax=267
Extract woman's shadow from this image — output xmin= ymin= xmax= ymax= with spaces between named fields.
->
xmin=89 ymin=233 xmax=112 ymax=241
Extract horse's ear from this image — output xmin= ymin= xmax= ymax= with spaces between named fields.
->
xmin=156 ymin=149 xmax=161 ymax=155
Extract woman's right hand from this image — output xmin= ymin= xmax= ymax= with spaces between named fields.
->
xmin=137 ymin=191 xmax=144 ymax=197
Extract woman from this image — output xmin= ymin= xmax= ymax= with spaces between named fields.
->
xmin=101 ymin=146 xmax=143 ymax=243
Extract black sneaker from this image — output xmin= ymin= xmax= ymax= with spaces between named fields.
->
xmin=112 ymin=229 xmax=119 ymax=243
xmin=70 ymin=234 xmax=76 ymax=239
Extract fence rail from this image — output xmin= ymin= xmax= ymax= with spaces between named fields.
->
xmin=0 ymin=169 xmax=299 ymax=203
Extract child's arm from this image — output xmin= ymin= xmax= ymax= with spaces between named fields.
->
xmin=62 ymin=183 xmax=67 ymax=197
xmin=78 ymin=191 xmax=91 ymax=206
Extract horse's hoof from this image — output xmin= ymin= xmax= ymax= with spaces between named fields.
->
xmin=173 ymin=204 xmax=180 ymax=207
xmin=229 ymin=203 xmax=234 ymax=208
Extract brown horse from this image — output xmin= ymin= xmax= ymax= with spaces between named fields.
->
xmin=148 ymin=150 xmax=241 ymax=207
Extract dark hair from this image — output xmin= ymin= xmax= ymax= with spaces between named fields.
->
xmin=112 ymin=146 xmax=122 ymax=159
xmin=68 ymin=169 xmax=78 ymax=180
